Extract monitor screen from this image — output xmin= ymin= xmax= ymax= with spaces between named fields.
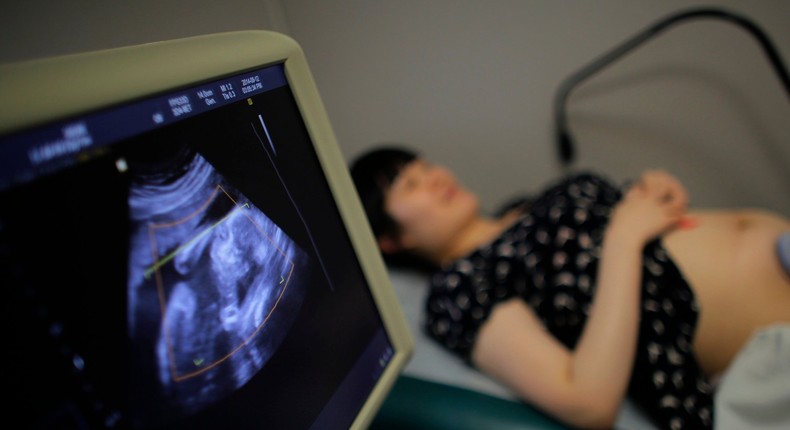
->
xmin=0 ymin=31 xmax=413 ymax=430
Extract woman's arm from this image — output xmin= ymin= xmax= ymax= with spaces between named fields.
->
xmin=472 ymin=170 xmax=688 ymax=429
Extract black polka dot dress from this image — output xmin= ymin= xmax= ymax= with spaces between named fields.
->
xmin=424 ymin=173 xmax=714 ymax=429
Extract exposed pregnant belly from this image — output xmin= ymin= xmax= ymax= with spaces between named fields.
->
xmin=662 ymin=209 xmax=790 ymax=378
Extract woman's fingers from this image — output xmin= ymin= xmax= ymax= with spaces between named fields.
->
xmin=619 ymin=170 xmax=692 ymax=237
xmin=638 ymin=170 xmax=688 ymax=211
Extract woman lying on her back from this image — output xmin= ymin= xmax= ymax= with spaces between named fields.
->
xmin=350 ymin=146 xmax=790 ymax=430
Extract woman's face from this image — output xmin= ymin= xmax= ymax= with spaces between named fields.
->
xmin=383 ymin=158 xmax=479 ymax=259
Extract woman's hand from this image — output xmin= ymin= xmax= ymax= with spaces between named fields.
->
xmin=609 ymin=170 xmax=689 ymax=245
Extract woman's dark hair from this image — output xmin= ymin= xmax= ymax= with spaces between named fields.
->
xmin=350 ymin=146 xmax=437 ymax=270
xmin=349 ymin=146 xmax=417 ymax=240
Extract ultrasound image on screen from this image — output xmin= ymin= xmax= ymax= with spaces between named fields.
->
xmin=2 ymin=67 xmax=392 ymax=430
xmin=125 ymin=144 xmax=310 ymax=425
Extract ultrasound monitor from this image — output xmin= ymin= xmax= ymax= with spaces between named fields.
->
xmin=0 ymin=30 xmax=413 ymax=429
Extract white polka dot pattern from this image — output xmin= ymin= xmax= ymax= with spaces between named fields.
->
xmin=423 ymin=173 xmax=715 ymax=429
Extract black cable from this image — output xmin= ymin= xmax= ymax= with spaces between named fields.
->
xmin=554 ymin=7 xmax=790 ymax=166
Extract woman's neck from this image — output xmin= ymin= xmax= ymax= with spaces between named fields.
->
xmin=437 ymin=209 xmax=523 ymax=266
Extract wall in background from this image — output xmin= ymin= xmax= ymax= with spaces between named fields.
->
xmin=0 ymin=1 xmax=289 ymax=62
xmin=2 ymin=0 xmax=788 ymax=214
xmin=280 ymin=0 xmax=790 ymax=214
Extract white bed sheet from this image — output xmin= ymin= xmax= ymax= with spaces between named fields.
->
xmin=388 ymin=267 xmax=659 ymax=430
